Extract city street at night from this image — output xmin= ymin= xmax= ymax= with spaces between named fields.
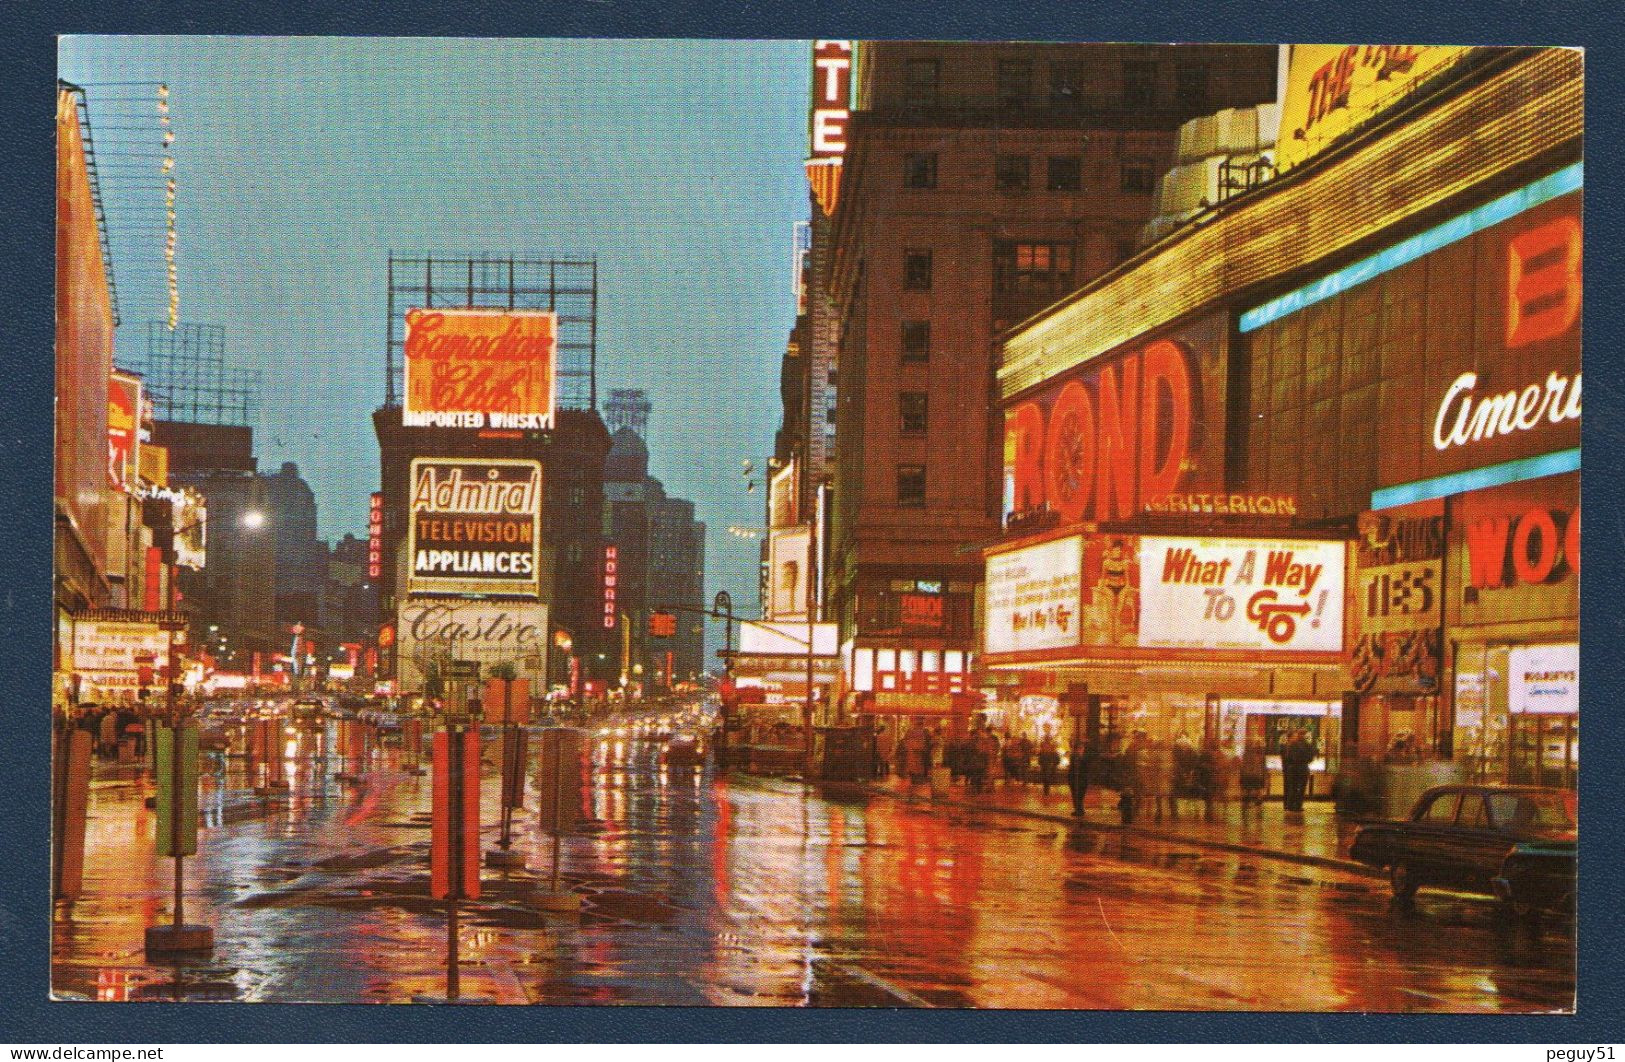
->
xmin=50 ymin=37 xmax=1585 ymax=1019
xmin=52 ymin=715 xmax=1573 ymax=1010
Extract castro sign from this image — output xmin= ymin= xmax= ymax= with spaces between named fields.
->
xmin=395 ymin=600 xmax=549 ymax=693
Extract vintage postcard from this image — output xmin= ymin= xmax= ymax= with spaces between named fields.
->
xmin=51 ymin=38 xmax=1579 ymax=1010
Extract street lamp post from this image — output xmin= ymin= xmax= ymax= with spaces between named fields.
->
xmin=145 ymin=505 xmax=264 ymax=958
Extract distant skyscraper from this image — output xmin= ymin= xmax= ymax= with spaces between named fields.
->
xmin=263 ymin=462 xmax=325 ymax=629
xmin=603 ymin=407 xmax=707 ymax=687
xmin=605 ymin=388 xmax=652 ymax=438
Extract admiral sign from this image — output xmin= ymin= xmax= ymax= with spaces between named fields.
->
xmin=403 ymin=308 xmax=557 ymax=429
xmin=407 ymin=458 xmax=541 ymax=598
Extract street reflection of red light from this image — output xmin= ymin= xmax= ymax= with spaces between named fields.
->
xmin=711 ymin=775 xmax=731 ymax=910
xmin=96 ymin=968 xmax=129 ymax=1002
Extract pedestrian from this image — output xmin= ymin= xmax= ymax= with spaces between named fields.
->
xmin=1240 ymin=736 xmax=1268 ymax=815
xmin=968 ymin=726 xmax=996 ymax=793
xmin=1173 ymin=731 xmax=1199 ymax=814
xmin=1146 ymin=739 xmax=1178 ymax=822
xmin=1003 ymin=731 xmax=1029 ymax=785
xmin=1197 ymin=743 xmax=1224 ymax=822
xmin=1037 ymin=728 xmax=1060 ymax=795
xmin=1066 ymin=737 xmax=1094 ymax=817
xmin=1281 ymin=728 xmax=1318 ymax=812
xmin=900 ymin=724 xmax=928 ymax=785
xmin=1117 ymin=731 xmax=1146 ymax=824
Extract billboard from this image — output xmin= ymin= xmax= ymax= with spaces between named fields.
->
xmin=985 ymin=536 xmax=1083 ymax=654
xmin=403 ymin=308 xmax=557 ymax=429
xmin=407 ymin=458 xmax=541 ymax=598
xmin=1277 ymin=45 xmax=1471 ymax=172
xmin=984 ymin=533 xmax=1347 ymax=660
xmin=1138 ymin=536 xmax=1345 ymax=653
xmin=1508 ymin=643 xmax=1578 ymax=714
xmin=396 ymin=600 xmax=549 ymax=694
xmin=107 ymin=372 xmax=141 ymax=494
xmin=767 ymin=526 xmax=811 ymax=619
xmin=73 ymin=617 xmax=170 ymax=698
xmin=1351 ymin=499 xmax=1445 ymax=693
xmin=171 ymin=486 xmax=207 ymax=570
xmin=1003 ymin=317 xmax=1227 ymax=530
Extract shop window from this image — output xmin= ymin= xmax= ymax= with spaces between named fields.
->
xmin=901 ymin=319 xmax=931 ymax=362
xmin=897 ymin=464 xmax=926 ymax=507
xmin=903 ymin=151 xmax=938 ymax=189
xmin=904 ymin=58 xmax=940 ymax=108
xmin=899 ymin=391 xmax=928 ymax=435
xmin=993 ymin=240 xmax=1076 ymax=297
xmin=903 ymin=248 xmax=933 ymax=291
xmin=995 ymin=154 xmax=1031 ymax=192
xmin=997 ymin=58 xmax=1032 ymax=109
xmin=1122 ymin=59 xmax=1158 ymax=109
xmin=1121 ymin=158 xmax=1156 ymax=195
xmin=1047 ymin=155 xmax=1083 ymax=191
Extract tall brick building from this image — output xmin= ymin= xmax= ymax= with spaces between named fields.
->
xmin=821 ymin=43 xmax=1278 ymax=715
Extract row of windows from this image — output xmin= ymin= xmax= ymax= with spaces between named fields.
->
xmin=903 ymin=151 xmax=1155 ymax=194
xmin=901 ymin=56 xmax=1209 ymax=111
xmin=902 ymin=241 xmax=1080 ymax=295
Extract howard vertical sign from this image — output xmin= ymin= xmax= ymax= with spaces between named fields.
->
xmin=407 ymin=458 xmax=542 ymax=598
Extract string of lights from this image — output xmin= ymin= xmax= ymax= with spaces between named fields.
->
xmin=74 ymin=81 xmax=179 ymax=330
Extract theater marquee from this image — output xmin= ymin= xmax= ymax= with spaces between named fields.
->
xmin=407 ymin=458 xmax=542 ymax=599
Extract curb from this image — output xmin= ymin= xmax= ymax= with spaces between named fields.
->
xmin=820 ymin=779 xmax=1382 ymax=879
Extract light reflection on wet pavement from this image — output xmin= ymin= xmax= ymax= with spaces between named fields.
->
xmin=52 ymin=724 xmax=1574 ymax=1009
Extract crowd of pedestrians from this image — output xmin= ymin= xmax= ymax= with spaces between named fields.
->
xmin=881 ymin=716 xmax=1323 ymax=824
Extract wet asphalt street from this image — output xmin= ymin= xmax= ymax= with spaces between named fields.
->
xmin=52 ymin=724 xmax=1574 ymax=1009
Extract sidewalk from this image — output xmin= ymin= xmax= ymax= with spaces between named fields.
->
xmin=831 ymin=772 xmax=1378 ymax=877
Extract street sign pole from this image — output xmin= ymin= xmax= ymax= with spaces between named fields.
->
xmin=146 ymin=558 xmax=211 ymax=958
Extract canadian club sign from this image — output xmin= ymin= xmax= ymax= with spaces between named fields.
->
xmin=407 ymin=458 xmax=541 ymax=598
xmin=403 ymin=308 xmax=558 ymax=429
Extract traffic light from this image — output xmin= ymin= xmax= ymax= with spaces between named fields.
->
xmin=649 ymin=611 xmax=677 ymax=639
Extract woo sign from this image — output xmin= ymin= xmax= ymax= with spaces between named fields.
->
xmin=407 ymin=458 xmax=541 ymax=598
xmin=403 ymin=308 xmax=557 ymax=430
xmin=1138 ymin=537 xmax=1346 ymax=654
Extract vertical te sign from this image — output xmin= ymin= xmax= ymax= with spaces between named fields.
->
xmin=811 ymin=40 xmax=852 ymax=157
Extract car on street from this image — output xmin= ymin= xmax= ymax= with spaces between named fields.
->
xmin=1349 ymin=784 xmax=1576 ymax=917
xmin=292 ymin=697 xmax=327 ymax=725
xmin=664 ymin=733 xmax=705 ymax=768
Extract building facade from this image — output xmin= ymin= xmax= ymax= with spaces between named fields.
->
xmin=602 ymin=417 xmax=707 ymax=690
xmin=987 ymin=46 xmax=1581 ymax=799
xmin=819 ymin=42 xmax=1279 ymax=723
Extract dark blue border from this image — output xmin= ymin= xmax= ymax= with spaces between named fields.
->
xmin=8 ymin=0 xmax=1623 ymax=1044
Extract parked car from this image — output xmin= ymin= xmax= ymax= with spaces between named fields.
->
xmin=1349 ymin=784 xmax=1576 ymax=917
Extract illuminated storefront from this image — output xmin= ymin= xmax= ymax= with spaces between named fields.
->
xmin=990 ymin=48 xmax=1580 ymax=787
